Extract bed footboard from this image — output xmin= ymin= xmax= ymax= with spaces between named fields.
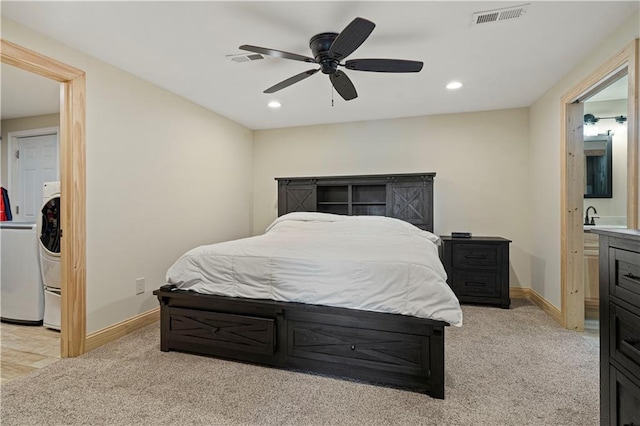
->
xmin=154 ymin=284 xmax=447 ymax=399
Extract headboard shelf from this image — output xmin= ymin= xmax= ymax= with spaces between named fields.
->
xmin=276 ymin=173 xmax=435 ymax=232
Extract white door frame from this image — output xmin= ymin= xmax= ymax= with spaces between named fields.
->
xmin=7 ymin=126 xmax=60 ymax=220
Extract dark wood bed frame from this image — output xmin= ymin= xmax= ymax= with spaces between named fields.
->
xmin=154 ymin=173 xmax=449 ymax=398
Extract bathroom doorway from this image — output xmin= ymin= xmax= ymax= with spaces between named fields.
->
xmin=582 ymin=75 xmax=629 ymax=329
xmin=560 ymin=39 xmax=638 ymax=332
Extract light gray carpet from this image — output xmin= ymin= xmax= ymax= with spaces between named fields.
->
xmin=1 ymin=299 xmax=598 ymax=425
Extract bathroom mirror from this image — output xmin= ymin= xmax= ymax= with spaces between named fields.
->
xmin=584 ymin=134 xmax=612 ymax=198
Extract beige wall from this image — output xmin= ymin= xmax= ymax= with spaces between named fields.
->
xmin=529 ymin=13 xmax=639 ymax=308
xmin=2 ymin=19 xmax=254 ymax=333
xmin=253 ymin=108 xmax=532 ymax=289
xmin=1 ymin=113 xmax=60 ymax=187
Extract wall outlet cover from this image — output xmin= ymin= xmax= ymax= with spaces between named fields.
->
xmin=136 ymin=277 xmax=145 ymax=295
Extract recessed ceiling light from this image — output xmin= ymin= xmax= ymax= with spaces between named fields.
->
xmin=268 ymin=101 xmax=281 ymax=108
xmin=446 ymin=81 xmax=463 ymax=90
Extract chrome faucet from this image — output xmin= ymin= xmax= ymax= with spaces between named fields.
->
xmin=585 ymin=206 xmax=598 ymax=225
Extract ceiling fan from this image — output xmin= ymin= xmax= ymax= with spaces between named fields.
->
xmin=239 ymin=17 xmax=423 ymax=101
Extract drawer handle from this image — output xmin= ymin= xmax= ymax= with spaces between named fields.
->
xmin=623 ymin=272 xmax=640 ymax=282
xmin=465 ymin=255 xmax=487 ymax=260
xmin=350 ymin=345 xmax=356 ymax=351
xmin=465 ymin=281 xmax=487 ymax=287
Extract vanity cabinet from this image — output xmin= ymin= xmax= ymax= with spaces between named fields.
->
xmin=276 ymin=173 xmax=435 ymax=231
xmin=593 ymin=229 xmax=640 ymax=426
xmin=584 ymin=231 xmax=600 ymax=319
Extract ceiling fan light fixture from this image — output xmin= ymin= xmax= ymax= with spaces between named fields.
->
xmin=239 ymin=17 xmax=424 ymax=101
xmin=446 ymin=81 xmax=463 ymax=90
xmin=268 ymin=101 xmax=281 ymax=109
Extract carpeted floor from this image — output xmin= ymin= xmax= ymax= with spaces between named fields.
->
xmin=0 ymin=299 xmax=598 ymax=425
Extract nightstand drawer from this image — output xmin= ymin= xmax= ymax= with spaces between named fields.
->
xmin=610 ymin=303 xmax=640 ymax=380
xmin=452 ymin=270 xmax=500 ymax=298
xmin=452 ymin=244 xmax=498 ymax=269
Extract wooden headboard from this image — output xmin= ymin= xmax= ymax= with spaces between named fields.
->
xmin=275 ymin=173 xmax=435 ymax=232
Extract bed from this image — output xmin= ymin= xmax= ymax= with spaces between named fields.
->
xmin=154 ymin=173 xmax=461 ymax=398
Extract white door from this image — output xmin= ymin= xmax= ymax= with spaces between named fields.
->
xmin=12 ymin=133 xmax=59 ymax=222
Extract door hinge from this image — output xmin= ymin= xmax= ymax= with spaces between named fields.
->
xmin=15 ymin=150 xmax=19 ymax=159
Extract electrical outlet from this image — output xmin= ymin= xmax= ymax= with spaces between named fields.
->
xmin=136 ymin=277 xmax=145 ymax=295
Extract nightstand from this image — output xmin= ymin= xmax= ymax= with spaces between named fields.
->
xmin=440 ymin=236 xmax=511 ymax=308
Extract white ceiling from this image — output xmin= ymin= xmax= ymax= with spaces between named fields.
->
xmin=1 ymin=1 xmax=638 ymax=129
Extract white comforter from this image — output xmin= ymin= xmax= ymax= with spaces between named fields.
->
xmin=166 ymin=212 xmax=462 ymax=326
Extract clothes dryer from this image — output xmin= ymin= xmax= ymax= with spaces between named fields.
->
xmin=37 ymin=181 xmax=61 ymax=330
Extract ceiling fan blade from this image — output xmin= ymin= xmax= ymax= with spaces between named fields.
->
xmin=264 ymin=69 xmax=320 ymax=94
xmin=239 ymin=45 xmax=316 ymax=63
xmin=330 ymin=70 xmax=358 ymax=101
xmin=328 ymin=17 xmax=375 ymax=61
xmin=345 ymin=59 xmax=423 ymax=73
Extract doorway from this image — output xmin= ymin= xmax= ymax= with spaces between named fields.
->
xmin=582 ymin=77 xmax=629 ymax=326
xmin=560 ymin=39 xmax=639 ymax=331
xmin=1 ymin=39 xmax=87 ymax=357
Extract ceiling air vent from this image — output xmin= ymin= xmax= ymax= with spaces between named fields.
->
xmin=472 ymin=3 xmax=529 ymax=25
xmin=227 ymin=53 xmax=266 ymax=63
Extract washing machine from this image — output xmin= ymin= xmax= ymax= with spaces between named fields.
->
xmin=37 ymin=181 xmax=61 ymax=330
xmin=0 ymin=222 xmax=44 ymax=325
